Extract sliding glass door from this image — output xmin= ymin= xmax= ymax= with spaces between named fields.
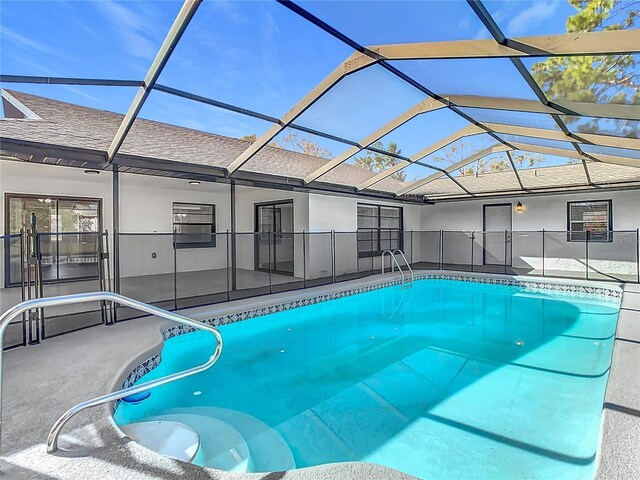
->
xmin=5 ymin=194 xmax=102 ymax=286
xmin=255 ymin=201 xmax=294 ymax=276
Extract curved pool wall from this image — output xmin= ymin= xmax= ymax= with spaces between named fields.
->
xmin=114 ymin=274 xmax=622 ymax=479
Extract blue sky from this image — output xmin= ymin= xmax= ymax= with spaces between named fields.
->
xmin=0 ymin=1 xmax=595 ymax=171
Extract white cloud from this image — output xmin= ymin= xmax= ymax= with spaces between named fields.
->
xmin=210 ymin=0 xmax=248 ymax=25
xmin=93 ymin=0 xmax=164 ymax=61
xmin=458 ymin=16 xmax=471 ymax=30
xmin=6 ymin=52 xmax=56 ymax=76
xmin=1 ymin=27 xmax=71 ymax=60
xmin=63 ymin=86 xmax=103 ymax=103
xmin=506 ymin=1 xmax=560 ymax=36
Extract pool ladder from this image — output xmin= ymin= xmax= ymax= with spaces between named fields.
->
xmin=382 ymin=249 xmax=414 ymax=289
xmin=0 ymin=292 xmax=223 ymax=455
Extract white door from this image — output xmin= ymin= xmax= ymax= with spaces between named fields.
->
xmin=483 ymin=204 xmax=512 ymax=266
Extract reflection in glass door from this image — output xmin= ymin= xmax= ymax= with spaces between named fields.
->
xmin=255 ymin=201 xmax=294 ymax=276
xmin=5 ymin=194 xmax=102 ymax=285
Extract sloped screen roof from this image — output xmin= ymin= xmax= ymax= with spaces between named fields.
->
xmin=0 ymin=0 xmax=638 ymax=202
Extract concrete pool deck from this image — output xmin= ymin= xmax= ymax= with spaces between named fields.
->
xmin=1 ymin=272 xmax=638 ymax=479
xmin=596 ymin=281 xmax=640 ymax=480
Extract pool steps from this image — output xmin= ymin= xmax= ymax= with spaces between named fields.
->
xmin=141 ymin=413 xmax=251 ymax=471
xmin=127 ymin=336 xmax=603 ymax=471
xmin=142 ymin=406 xmax=295 ymax=471
xmin=136 ymin=346 xmax=459 ymax=470
xmin=119 ymin=420 xmax=200 ymax=463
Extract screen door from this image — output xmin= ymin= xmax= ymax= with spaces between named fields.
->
xmin=483 ymin=204 xmax=512 ymax=266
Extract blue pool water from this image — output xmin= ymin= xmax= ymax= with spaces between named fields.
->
xmin=115 ymin=279 xmax=620 ymax=479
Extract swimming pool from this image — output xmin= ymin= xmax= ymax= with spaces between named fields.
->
xmin=114 ymin=278 xmax=620 ymax=479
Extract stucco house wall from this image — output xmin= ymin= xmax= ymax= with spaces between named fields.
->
xmin=1 ymin=160 xmax=638 ymax=287
xmin=420 ymin=190 xmax=640 ymax=275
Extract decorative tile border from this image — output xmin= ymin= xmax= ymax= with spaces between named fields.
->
xmin=418 ymin=274 xmax=622 ymax=301
xmin=115 ymin=273 xmax=621 ymax=412
xmin=114 ymin=354 xmax=160 ymax=410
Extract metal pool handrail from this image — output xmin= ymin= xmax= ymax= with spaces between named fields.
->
xmin=392 ymin=249 xmax=414 ymax=284
xmin=0 ymin=291 xmax=223 ymax=454
xmin=382 ymin=249 xmax=405 ymax=285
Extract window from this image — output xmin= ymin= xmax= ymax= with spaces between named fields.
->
xmin=357 ymin=203 xmax=403 ymax=257
xmin=172 ymin=203 xmax=215 ymax=248
xmin=567 ymin=200 xmax=612 ymax=242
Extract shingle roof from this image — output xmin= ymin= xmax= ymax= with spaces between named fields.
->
xmin=417 ymin=162 xmax=640 ymax=197
xmin=0 ymin=89 xmax=406 ymax=190
xmin=1 ymin=89 xmax=638 ymax=199
xmin=1 ymin=90 xmax=121 ymax=151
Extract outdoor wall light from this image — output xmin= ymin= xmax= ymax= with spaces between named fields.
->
xmin=189 ymin=180 xmax=201 ymax=185
xmin=516 ymin=201 xmax=524 ymax=213
xmin=84 ymin=169 xmax=101 ymax=175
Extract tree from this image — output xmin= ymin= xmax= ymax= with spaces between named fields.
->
xmin=473 ymin=152 xmax=544 ymax=175
xmin=241 ymin=130 xmax=333 ymax=158
xmin=430 ymin=139 xmax=489 ymax=176
xmin=241 ymin=134 xmax=258 ymax=144
xmin=530 ymin=0 xmax=639 ymax=137
xmin=353 ymin=141 xmax=406 ymax=181
xmin=430 ymin=139 xmax=545 ymax=176
xmin=269 ymin=130 xmax=333 ymax=158
xmin=509 ymin=152 xmax=546 ymax=171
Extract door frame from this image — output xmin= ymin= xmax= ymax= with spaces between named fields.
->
xmin=482 ymin=203 xmax=512 ymax=266
xmin=4 ymin=192 xmax=103 ymax=287
xmin=253 ymin=199 xmax=294 ymax=276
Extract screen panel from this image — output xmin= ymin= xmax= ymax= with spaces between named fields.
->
xmin=400 ymin=163 xmax=468 ymax=198
xmin=421 ymin=133 xmax=496 ymax=176
xmin=587 ymin=162 xmax=640 ymax=184
xmin=483 ymin=0 xmax=636 ymax=36
xmin=243 ymin=132 xmax=355 ymax=181
xmin=498 ymin=134 xmax=577 ymax=151
xmin=375 ymin=108 xmax=473 ymax=158
xmin=295 ymin=64 xmax=428 ymax=141
xmin=1 ymin=85 xmax=138 ymax=154
xmin=459 ymin=107 xmax=560 ymax=131
xmin=121 ymin=89 xmax=277 ymax=170
xmin=564 ymin=116 xmax=639 ymax=139
xmin=390 ymin=58 xmax=539 ymax=100
xmin=458 ymin=171 xmax=521 ymax=195
xmin=523 ymin=54 xmax=640 ymax=109
xmin=155 ymin=0 xmax=353 ymax=118
xmin=519 ymin=162 xmax=590 ymax=190
xmin=442 ymin=151 xmax=522 ymax=194
xmin=298 ymin=0 xmax=492 ymax=45
xmin=510 ymin=151 xmax=576 ymax=170
xmin=0 ymin=0 xmax=180 ymax=78
xmin=269 ymin=127 xmax=349 ymax=161
xmin=317 ymin=148 xmax=407 ymax=189
xmin=1 ymin=84 xmax=138 ymax=116
xmin=579 ymin=144 xmax=640 ymax=159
